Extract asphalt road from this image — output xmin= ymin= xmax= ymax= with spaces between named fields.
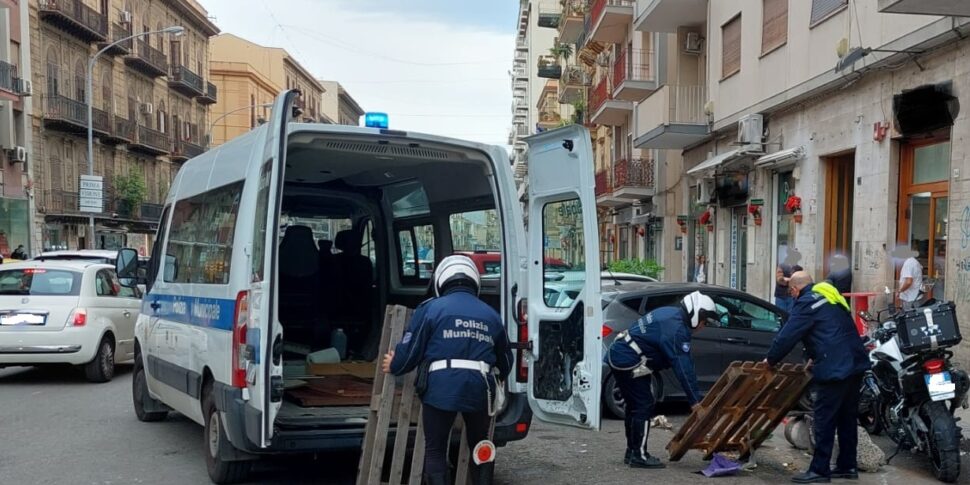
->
xmin=1 ymin=365 xmax=965 ymax=484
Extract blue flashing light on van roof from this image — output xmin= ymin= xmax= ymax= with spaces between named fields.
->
xmin=363 ymin=112 xmax=389 ymax=129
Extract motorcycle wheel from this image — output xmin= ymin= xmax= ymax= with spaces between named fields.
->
xmin=923 ymin=401 xmax=961 ymax=483
xmin=858 ymin=389 xmax=883 ymax=435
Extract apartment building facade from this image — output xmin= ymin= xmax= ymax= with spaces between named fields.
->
xmin=509 ymin=0 xmax=560 ymax=207
xmin=31 ymin=0 xmax=218 ymax=252
xmin=318 ymin=80 xmax=364 ymax=126
xmin=0 ymin=1 xmax=32 ymax=258
xmin=208 ymin=33 xmax=324 ymax=147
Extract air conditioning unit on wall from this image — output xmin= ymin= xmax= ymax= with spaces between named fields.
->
xmin=121 ymin=11 xmax=132 ymax=24
xmin=140 ymin=102 xmax=154 ymax=115
xmin=8 ymin=146 xmax=26 ymax=164
xmin=684 ymin=32 xmax=704 ymax=54
xmin=737 ymin=114 xmax=765 ymax=154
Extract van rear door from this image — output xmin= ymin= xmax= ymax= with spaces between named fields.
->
xmin=248 ymin=89 xmax=300 ymax=446
xmin=524 ymin=125 xmax=602 ymax=429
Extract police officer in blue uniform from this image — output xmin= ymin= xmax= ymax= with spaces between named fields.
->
xmin=765 ymin=271 xmax=870 ymax=484
xmin=383 ymin=255 xmax=513 ymax=485
xmin=605 ymin=290 xmax=718 ymax=468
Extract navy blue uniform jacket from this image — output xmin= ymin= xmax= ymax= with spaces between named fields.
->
xmin=766 ymin=284 xmax=870 ymax=382
xmin=389 ymin=287 xmax=513 ymax=413
xmin=605 ymin=305 xmax=702 ymax=405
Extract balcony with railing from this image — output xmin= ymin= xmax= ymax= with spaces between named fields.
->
xmin=168 ymin=64 xmax=205 ymax=97
xmin=612 ymin=47 xmax=658 ymax=101
xmin=588 ymin=0 xmax=634 ymax=44
xmin=171 ymin=137 xmax=204 ymax=162
xmin=43 ymin=94 xmax=111 ymax=136
xmin=634 ymin=84 xmax=709 ymax=149
xmin=0 ymin=61 xmax=21 ymax=97
xmin=129 ymin=125 xmax=170 ymax=155
xmin=124 ymin=39 xmax=168 ymax=78
xmin=612 ymin=157 xmax=655 ymax=199
xmin=558 ymin=0 xmax=587 ymax=43
xmin=538 ymin=4 xmax=562 ymax=28
xmin=98 ymin=22 xmax=132 ymax=56
xmin=103 ymin=115 xmax=135 ymax=144
xmin=38 ymin=0 xmax=107 ymax=43
xmin=40 ymin=188 xmax=166 ymax=223
xmin=537 ymin=56 xmax=562 ymax=79
xmin=589 ymin=76 xmax=632 ymax=126
xmin=558 ymin=65 xmax=590 ymax=104
xmin=537 ymin=83 xmax=562 ymax=130
xmin=197 ymin=82 xmax=217 ymax=105
xmin=595 ymin=169 xmax=620 ymax=206
xmin=635 ymin=0 xmax=707 ymax=33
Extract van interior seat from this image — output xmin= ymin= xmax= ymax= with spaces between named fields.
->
xmin=331 ymin=229 xmax=373 ymax=341
xmin=278 ymin=225 xmax=323 ymax=341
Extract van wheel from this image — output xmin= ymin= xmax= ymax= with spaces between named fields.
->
xmin=604 ymin=373 xmax=663 ymax=419
xmin=132 ymin=356 xmax=167 ymax=422
xmin=203 ymin=388 xmax=250 ymax=484
xmin=83 ymin=336 xmax=115 ymax=383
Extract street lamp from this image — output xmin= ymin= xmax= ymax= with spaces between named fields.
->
xmin=205 ymin=102 xmax=274 ymax=149
xmin=85 ymin=25 xmax=185 ymax=249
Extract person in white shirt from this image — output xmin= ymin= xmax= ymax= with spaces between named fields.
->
xmin=695 ymin=254 xmax=706 ymax=284
xmin=895 ymin=246 xmax=923 ymax=310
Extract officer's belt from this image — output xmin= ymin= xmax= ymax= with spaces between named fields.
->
xmin=429 ymin=359 xmax=491 ymax=373
xmin=619 ymin=331 xmax=647 ymax=360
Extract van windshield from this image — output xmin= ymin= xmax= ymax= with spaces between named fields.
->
xmin=0 ymin=269 xmax=82 ymax=295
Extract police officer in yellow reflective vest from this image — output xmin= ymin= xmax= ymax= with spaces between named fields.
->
xmin=765 ymin=272 xmax=870 ymax=484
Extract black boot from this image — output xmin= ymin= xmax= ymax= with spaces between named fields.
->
xmin=629 ymin=418 xmax=665 ymax=469
xmin=624 ymin=448 xmax=633 ymax=465
xmin=470 ymin=462 xmax=494 ymax=485
xmin=424 ymin=471 xmax=451 ymax=485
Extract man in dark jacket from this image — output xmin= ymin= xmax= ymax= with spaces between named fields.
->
xmin=606 ymin=291 xmax=716 ymax=469
xmin=383 ymin=255 xmax=513 ymax=485
xmin=765 ymin=272 xmax=870 ymax=483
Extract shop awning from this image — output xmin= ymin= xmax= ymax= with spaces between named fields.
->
xmin=755 ymin=146 xmax=805 ymax=169
xmin=687 ymin=149 xmax=741 ymax=177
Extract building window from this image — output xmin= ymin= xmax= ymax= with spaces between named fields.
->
xmin=810 ymin=0 xmax=846 ymax=27
xmin=721 ymin=15 xmax=741 ymax=80
xmin=761 ymin=0 xmax=787 ymax=55
xmin=74 ymin=60 xmax=85 ymax=101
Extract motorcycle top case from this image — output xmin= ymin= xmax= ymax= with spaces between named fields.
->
xmin=895 ymin=301 xmax=961 ymax=354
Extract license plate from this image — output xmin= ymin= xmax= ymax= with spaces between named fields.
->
xmin=925 ymin=371 xmax=956 ymax=401
xmin=0 ymin=313 xmax=46 ymax=326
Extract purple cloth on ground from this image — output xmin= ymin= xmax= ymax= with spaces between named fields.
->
xmin=701 ymin=453 xmax=741 ymax=477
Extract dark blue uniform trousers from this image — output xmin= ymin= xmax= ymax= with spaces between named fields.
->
xmin=810 ymin=373 xmax=863 ymax=476
xmin=614 ymin=369 xmax=656 ymax=458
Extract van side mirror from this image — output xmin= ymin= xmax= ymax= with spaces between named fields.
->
xmin=116 ymin=248 xmax=139 ymax=287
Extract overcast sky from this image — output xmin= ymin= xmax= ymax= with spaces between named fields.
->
xmin=199 ymin=0 xmax=517 ymax=147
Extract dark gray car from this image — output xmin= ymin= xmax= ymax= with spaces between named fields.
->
xmin=600 ymin=282 xmax=805 ymax=418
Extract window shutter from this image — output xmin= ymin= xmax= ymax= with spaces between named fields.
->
xmin=722 ymin=15 xmax=742 ymax=79
xmin=762 ymin=0 xmax=788 ymax=54
xmin=810 ymin=0 xmax=846 ymax=25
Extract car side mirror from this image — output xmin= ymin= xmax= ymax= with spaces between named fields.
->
xmin=116 ymin=248 xmax=139 ymax=287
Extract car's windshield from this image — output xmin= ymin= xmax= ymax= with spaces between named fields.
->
xmin=0 ymin=269 xmax=82 ymax=296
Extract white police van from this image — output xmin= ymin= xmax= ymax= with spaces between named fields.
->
xmin=115 ymin=90 xmax=602 ymax=483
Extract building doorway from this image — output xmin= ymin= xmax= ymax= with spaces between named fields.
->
xmin=823 ymin=154 xmax=854 ymax=275
xmin=729 ymin=206 xmax=747 ymax=291
xmin=898 ymin=138 xmax=950 ymax=298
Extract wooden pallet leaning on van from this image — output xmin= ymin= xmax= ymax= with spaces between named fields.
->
xmin=667 ymin=361 xmax=811 ymax=462
xmin=356 ymin=305 xmax=492 ymax=485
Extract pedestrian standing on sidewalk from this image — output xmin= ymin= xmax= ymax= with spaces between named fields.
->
xmin=895 ymin=246 xmax=923 ymax=310
xmin=695 ymin=254 xmax=707 ymax=283
xmin=764 ymin=272 xmax=870 ymax=483
xmin=382 ymin=255 xmax=513 ymax=485
xmin=774 ymin=261 xmax=803 ymax=313
xmin=605 ymin=291 xmax=717 ymax=469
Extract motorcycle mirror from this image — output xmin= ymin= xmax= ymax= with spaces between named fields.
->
xmin=858 ymin=311 xmax=873 ymax=321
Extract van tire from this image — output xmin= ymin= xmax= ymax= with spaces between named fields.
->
xmin=132 ymin=356 xmax=167 ymax=422
xmin=83 ymin=336 xmax=115 ymax=383
xmin=203 ymin=388 xmax=250 ymax=484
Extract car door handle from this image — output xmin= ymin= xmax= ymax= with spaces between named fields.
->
xmin=123 ymin=311 xmax=131 ymax=318
xmin=725 ymin=337 xmax=749 ymax=345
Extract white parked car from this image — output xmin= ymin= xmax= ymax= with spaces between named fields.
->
xmin=0 ymin=260 xmax=141 ymax=382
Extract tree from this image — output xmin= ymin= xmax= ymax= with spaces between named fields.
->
xmin=549 ymin=43 xmax=574 ymax=64
xmin=114 ymin=169 xmax=147 ymax=217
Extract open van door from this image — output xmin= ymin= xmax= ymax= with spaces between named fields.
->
xmin=248 ymin=89 xmax=301 ymax=446
xmin=524 ymin=125 xmax=602 ymax=429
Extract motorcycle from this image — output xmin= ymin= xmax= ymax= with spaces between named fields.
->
xmin=857 ymin=287 xmax=969 ymax=483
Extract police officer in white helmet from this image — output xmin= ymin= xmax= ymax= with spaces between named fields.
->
xmin=383 ymin=255 xmax=513 ymax=485
xmin=604 ymin=290 xmax=717 ymax=468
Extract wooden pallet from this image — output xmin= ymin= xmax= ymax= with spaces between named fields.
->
xmin=666 ymin=361 xmax=811 ymax=461
xmin=356 ymin=305 xmax=493 ymax=485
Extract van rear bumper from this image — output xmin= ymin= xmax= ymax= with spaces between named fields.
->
xmin=215 ymin=383 xmax=533 ymax=455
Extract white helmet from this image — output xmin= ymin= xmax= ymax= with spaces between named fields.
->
xmin=682 ymin=291 xmax=717 ymax=328
xmin=433 ymin=255 xmax=481 ymax=296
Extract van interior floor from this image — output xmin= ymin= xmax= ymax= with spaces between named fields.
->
xmin=282 ymin=359 xmax=382 ymax=409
